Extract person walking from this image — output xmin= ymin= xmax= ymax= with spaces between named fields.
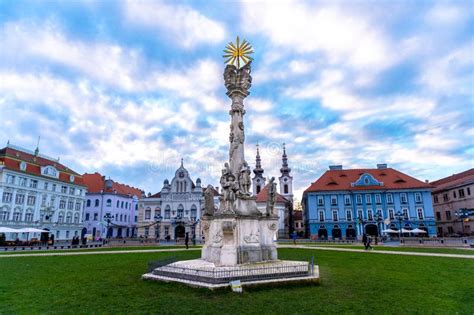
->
xmin=291 ymin=232 xmax=297 ymax=245
xmin=185 ymin=232 xmax=189 ymax=249
xmin=367 ymin=235 xmax=373 ymax=250
xmin=362 ymin=233 xmax=368 ymax=250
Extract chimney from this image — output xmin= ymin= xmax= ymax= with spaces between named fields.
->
xmin=377 ymin=164 xmax=387 ymax=169
xmin=329 ymin=165 xmax=343 ymax=170
xmin=425 ymin=180 xmax=429 ymax=183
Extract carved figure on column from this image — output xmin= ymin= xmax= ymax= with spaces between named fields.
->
xmin=239 ymin=161 xmax=251 ymax=196
xmin=204 ymin=185 xmax=215 ymax=216
xmin=266 ymin=177 xmax=277 ymax=216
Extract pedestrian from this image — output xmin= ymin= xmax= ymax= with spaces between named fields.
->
xmin=362 ymin=233 xmax=368 ymax=250
xmin=185 ymin=232 xmax=189 ymax=249
xmin=292 ymin=232 xmax=297 ymax=245
xmin=367 ymin=236 xmax=373 ymax=250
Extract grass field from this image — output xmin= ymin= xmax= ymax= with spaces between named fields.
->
xmin=0 ymin=245 xmax=201 ymax=255
xmin=1 ymin=248 xmax=473 ymax=314
xmin=291 ymin=244 xmax=474 ymax=255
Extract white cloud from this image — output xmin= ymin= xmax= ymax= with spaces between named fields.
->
xmin=247 ymin=98 xmax=273 ymax=112
xmin=124 ymin=0 xmax=226 ymax=48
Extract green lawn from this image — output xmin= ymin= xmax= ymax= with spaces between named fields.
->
xmin=1 ymin=249 xmax=472 ymax=314
xmin=0 ymin=245 xmax=201 ymax=255
xmin=292 ymin=244 xmax=474 ymax=255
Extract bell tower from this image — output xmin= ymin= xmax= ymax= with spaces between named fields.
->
xmin=252 ymin=144 xmax=266 ymax=195
xmin=279 ymin=143 xmax=293 ymax=200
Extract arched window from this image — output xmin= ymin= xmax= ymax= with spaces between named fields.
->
xmin=165 ymin=205 xmax=171 ymax=219
xmin=25 ymin=210 xmax=34 ymax=222
xmin=125 ymin=202 xmax=128 ymax=209
xmin=284 ymin=184 xmax=288 ymax=194
xmin=106 ymin=199 xmax=111 ymax=207
xmin=117 ymin=200 xmax=120 ymax=207
xmin=86 ymin=200 xmax=91 ymax=207
xmin=0 ymin=210 xmax=9 ymax=221
xmin=191 ymin=205 xmax=197 ymax=220
xmin=256 ymin=185 xmax=261 ymax=194
xmin=417 ymin=208 xmax=424 ymax=220
xmin=121 ymin=201 xmax=124 ymax=208
xmin=13 ymin=210 xmax=22 ymax=221
xmin=155 ymin=207 xmax=161 ymax=218
xmin=74 ymin=213 xmax=79 ymax=224
xmin=66 ymin=212 xmax=72 ymax=223
xmin=145 ymin=207 xmax=151 ymax=220
xmin=58 ymin=212 xmax=64 ymax=224
xmin=177 ymin=204 xmax=184 ymax=218
xmin=95 ymin=199 xmax=99 ymax=207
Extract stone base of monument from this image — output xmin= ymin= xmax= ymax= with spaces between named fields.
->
xmin=142 ymin=259 xmax=319 ymax=290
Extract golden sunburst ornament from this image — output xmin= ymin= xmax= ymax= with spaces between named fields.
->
xmin=223 ymin=36 xmax=254 ymax=69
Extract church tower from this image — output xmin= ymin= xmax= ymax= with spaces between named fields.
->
xmin=279 ymin=143 xmax=293 ymax=200
xmin=252 ymin=144 xmax=266 ymax=195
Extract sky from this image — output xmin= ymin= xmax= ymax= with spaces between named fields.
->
xmin=0 ymin=0 xmax=473 ymax=200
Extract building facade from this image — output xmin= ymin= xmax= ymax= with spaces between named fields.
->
xmin=82 ymin=173 xmax=143 ymax=239
xmin=253 ymin=144 xmax=294 ymax=238
xmin=0 ymin=144 xmax=86 ymax=241
xmin=431 ymin=169 xmax=474 ymax=236
xmin=302 ymin=164 xmax=436 ymax=239
xmin=137 ymin=162 xmax=206 ymax=241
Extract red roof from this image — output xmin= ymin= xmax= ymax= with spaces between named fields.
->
xmin=82 ymin=172 xmax=143 ymax=197
xmin=256 ymin=183 xmax=289 ymax=204
xmin=147 ymin=192 xmax=161 ymax=198
xmin=0 ymin=146 xmax=85 ymax=186
xmin=304 ymin=168 xmax=432 ymax=193
xmin=431 ymin=168 xmax=474 ymax=192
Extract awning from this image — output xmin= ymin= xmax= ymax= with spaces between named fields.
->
xmin=411 ymin=228 xmax=427 ymax=233
xmin=401 ymin=228 xmax=413 ymax=233
xmin=17 ymin=228 xmax=48 ymax=233
xmin=381 ymin=229 xmax=399 ymax=233
xmin=0 ymin=227 xmax=20 ymax=233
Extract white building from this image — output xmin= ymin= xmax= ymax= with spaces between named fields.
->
xmin=137 ymin=161 xmax=214 ymax=241
xmin=0 ymin=143 xmax=86 ymax=241
xmin=82 ymin=173 xmax=143 ymax=239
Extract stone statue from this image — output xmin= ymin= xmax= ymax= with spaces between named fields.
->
xmin=204 ymin=185 xmax=215 ymax=216
xmin=266 ymin=177 xmax=277 ymax=216
xmin=239 ymin=162 xmax=251 ymax=195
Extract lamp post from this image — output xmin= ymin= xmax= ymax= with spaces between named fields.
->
xmin=103 ymin=213 xmax=114 ymax=239
xmin=375 ymin=213 xmax=383 ymax=244
xmin=395 ymin=211 xmax=404 ymax=239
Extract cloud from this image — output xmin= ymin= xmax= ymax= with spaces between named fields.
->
xmin=123 ymin=0 xmax=226 ymax=48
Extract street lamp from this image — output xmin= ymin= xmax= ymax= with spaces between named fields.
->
xmin=375 ymin=213 xmax=383 ymax=237
xmin=103 ymin=213 xmax=114 ymax=239
xmin=394 ymin=211 xmax=404 ymax=239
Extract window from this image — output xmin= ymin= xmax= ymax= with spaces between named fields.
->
xmin=61 ymin=186 xmax=67 ymax=194
xmin=69 ymin=187 xmax=75 ymax=195
xmin=375 ymin=194 xmax=381 ymax=204
xmin=388 ymin=209 xmax=394 ymax=220
xmin=135 ymin=215 xmax=138 ymax=223
xmin=95 ymin=199 xmax=99 ymax=207
xmin=77 ymin=189 xmax=82 ymax=196
xmin=2 ymin=192 xmax=12 ymax=203
xmin=120 ymin=214 xmax=123 ymax=221
xmin=0 ymin=211 xmax=8 ymax=221
xmin=6 ymin=174 xmax=15 ymax=184
xmin=59 ymin=200 xmax=66 ymax=209
xmin=29 ymin=180 xmax=38 ymax=188
xmin=52 ymin=184 xmax=56 ymax=192
xmin=75 ymin=203 xmax=81 ymax=211
xmin=67 ymin=201 xmax=74 ymax=210
xmin=319 ymin=211 xmax=324 ymax=222
xmin=346 ymin=210 xmax=352 ymax=221
xmin=125 ymin=202 xmax=129 ymax=209
xmin=357 ymin=209 xmax=363 ymax=220
xmin=417 ymin=208 xmax=424 ymax=220
xmin=44 ymin=182 xmax=49 ymax=190
xmin=376 ymin=209 xmax=382 ymax=218
xmin=13 ymin=211 xmax=21 ymax=221
xmin=400 ymin=193 xmax=407 ymax=204
xmin=458 ymin=189 xmax=465 ymax=198
xmin=56 ymin=231 xmax=60 ymax=239
xmin=356 ymin=194 xmax=362 ymax=204
xmin=106 ymin=199 xmax=112 ymax=207
xmin=164 ymin=227 xmax=169 ymax=236
xmin=453 ymin=191 xmax=457 ymax=198
xmin=85 ymin=213 xmax=90 ymax=221
xmin=121 ymin=201 xmax=124 ymax=209
xmin=58 ymin=212 xmax=64 ymax=223
xmin=284 ymin=184 xmax=288 ymax=194
xmin=165 ymin=206 xmax=171 ymax=219
xmin=191 ymin=205 xmax=197 ymax=220
xmin=117 ymin=200 xmax=120 ymax=207
xmin=144 ymin=227 xmax=149 ymax=237
xmin=386 ymin=193 xmax=393 ymax=204
xmin=467 ymin=187 xmax=471 ymax=195
xmin=19 ymin=177 xmax=27 ymax=186
xmin=402 ymin=208 xmax=409 ymax=219
xmin=436 ymin=212 xmax=441 ymax=220
xmin=415 ymin=193 xmax=422 ymax=203
xmin=145 ymin=208 xmax=151 ymax=220
xmin=445 ymin=211 xmax=451 ymax=220
xmin=155 ymin=207 xmax=161 ymax=219
xmin=434 ymin=195 xmax=439 ymax=203
xmin=365 ymin=194 xmax=371 ymax=204
xmin=367 ymin=209 xmax=373 ymax=221
xmin=94 ymin=213 xmax=98 ymax=220
xmin=27 ymin=195 xmax=36 ymax=206
xmin=317 ymin=196 xmax=324 ymax=206
xmin=344 ymin=195 xmax=351 ymax=205
xmin=256 ymin=185 xmax=261 ymax=194
xmin=66 ymin=231 xmax=70 ymax=238
xmin=177 ymin=204 xmax=184 ymax=218
xmin=443 ymin=193 xmax=449 ymax=202
xmin=15 ymin=194 xmax=25 ymax=204
xmin=331 ymin=195 xmax=337 ymax=206
xmin=86 ymin=200 xmax=91 ymax=207
xmin=66 ymin=212 xmax=72 ymax=223
xmin=41 ymin=195 xmax=47 ymax=206
xmin=332 ymin=210 xmax=338 ymax=221
xmin=447 ymin=226 xmax=454 ymax=234
xmin=25 ymin=212 xmax=33 ymax=222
